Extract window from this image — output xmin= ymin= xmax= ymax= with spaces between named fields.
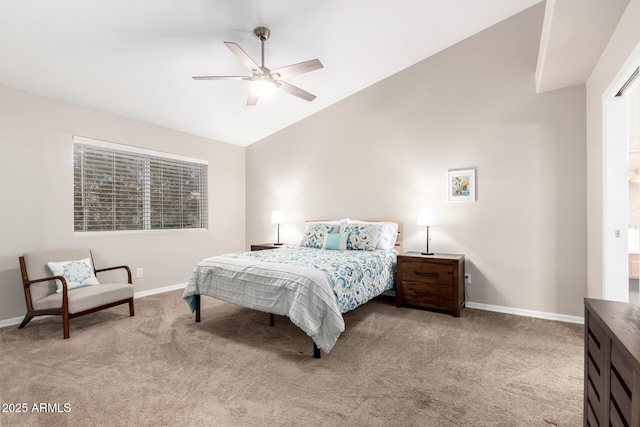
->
xmin=73 ymin=136 xmax=208 ymax=232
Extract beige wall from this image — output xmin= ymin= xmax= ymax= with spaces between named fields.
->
xmin=0 ymin=85 xmax=246 ymax=322
xmin=0 ymin=3 xmax=592 ymax=322
xmin=247 ymin=4 xmax=588 ymax=317
xmin=587 ymin=0 xmax=640 ymax=298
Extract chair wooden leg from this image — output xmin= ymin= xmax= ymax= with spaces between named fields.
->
xmin=18 ymin=313 xmax=35 ymax=329
xmin=63 ymin=311 xmax=70 ymax=339
xmin=128 ymin=298 xmax=135 ymax=316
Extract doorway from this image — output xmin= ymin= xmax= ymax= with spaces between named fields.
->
xmin=627 ymin=75 xmax=640 ymax=302
xmin=604 ymin=60 xmax=640 ymax=303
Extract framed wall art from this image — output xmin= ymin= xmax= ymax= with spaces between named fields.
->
xmin=447 ymin=169 xmax=475 ymax=202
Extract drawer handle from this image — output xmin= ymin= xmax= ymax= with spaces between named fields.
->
xmin=415 ymin=291 xmax=439 ymax=298
xmin=414 ymin=271 xmax=438 ymax=277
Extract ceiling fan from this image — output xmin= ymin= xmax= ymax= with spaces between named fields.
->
xmin=192 ymin=27 xmax=323 ymax=106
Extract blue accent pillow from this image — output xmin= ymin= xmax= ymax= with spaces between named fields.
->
xmin=323 ymin=232 xmax=348 ymax=250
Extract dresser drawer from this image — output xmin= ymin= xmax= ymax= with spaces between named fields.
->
xmin=611 ymin=344 xmax=633 ymax=392
xmin=610 ymin=366 xmax=632 ymax=425
xmin=400 ymin=281 xmax=453 ymax=309
xmin=610 ymin=345 xmax=633 ymax=425
xmin=401 ymin=261 xmax=453 ymax=285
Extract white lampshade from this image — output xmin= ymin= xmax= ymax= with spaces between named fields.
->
xmin=271 ymin=211 xmax=285 ymax=224
xmin=417 ymin=208 xmax=438 ymax=227
xmin=251 ymin=77 xmax=277 ymax=98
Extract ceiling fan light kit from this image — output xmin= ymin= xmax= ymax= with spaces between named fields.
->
xmin=193 ymin=27 xmax=323 ymax=106
xmin=250 ymin=76 xmax=276 ymax=98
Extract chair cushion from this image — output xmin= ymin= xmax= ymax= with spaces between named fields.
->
xmin=33 ymin=283 xmax=133 ymax=314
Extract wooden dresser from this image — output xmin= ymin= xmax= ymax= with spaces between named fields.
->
xmin=584 ymin=298 xmax=640 ymax=426
xmin=396 ymin=253 xmax=465 ymax=317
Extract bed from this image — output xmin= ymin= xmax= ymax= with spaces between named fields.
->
xmin=183 ymin=219 xmax=401 ymax=358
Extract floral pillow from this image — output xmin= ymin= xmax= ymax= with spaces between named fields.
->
xmin=47 ymin=258 xmax=100 ymax=293
xmin=343 ymin=224 xmax=382 ymax=251
xmin=300 ymin=223 xmax=341 ymax=249
xmin=348 ymin=220 xmax=398 ymax=250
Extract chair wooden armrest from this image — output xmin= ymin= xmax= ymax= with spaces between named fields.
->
xmin=24 ymin=275 xmax=68 ymax=288
xmin=21 ymin=274 xmax=70 ymax=315
xmin=95 ymin=265 xmax=132 ymax=284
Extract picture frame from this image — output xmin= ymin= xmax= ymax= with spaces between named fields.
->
xmin=447 ymin=169 xmax=475 ymax=202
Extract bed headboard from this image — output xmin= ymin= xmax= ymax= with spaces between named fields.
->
xmin=307 ymin=220 xmax=402 ymax=253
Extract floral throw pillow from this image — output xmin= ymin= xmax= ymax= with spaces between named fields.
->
xmin=343 ymin=224 xmax=381 ymax=251
xmin=47 ymin=258 xmax=100 ymax=293
xmin=300 ymin=223 xmax=341 ymax=249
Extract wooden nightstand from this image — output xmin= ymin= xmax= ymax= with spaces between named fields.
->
xmin=250 ymin=243 xmax=287 ymax=251
xmin=396 ymin=252 xmax=465 ymax=317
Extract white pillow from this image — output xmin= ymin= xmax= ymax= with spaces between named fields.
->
xmin=47 ymin=258 xmax=100 ymax=293
xmin=348 ymin=220 xmax=398 ymax=250
xmin=306 ymin=219 xmax=349 ymax=230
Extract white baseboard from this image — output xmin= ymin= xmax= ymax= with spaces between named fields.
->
xmin=465 ymin=301 xmax=584 ymax=325
xmin=134 ymin=282 xmax=187 ymax=299
xmin=0 ymin=316 xmax=28 ymax=329
xmin=0 ymin=283 xmax=188 ymax=329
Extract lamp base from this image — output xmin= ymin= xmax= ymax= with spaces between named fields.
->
xmin=421 ymin=252 xmax=434 ymax=256
xmin=273 ymin=243 xmax=283 ymax=246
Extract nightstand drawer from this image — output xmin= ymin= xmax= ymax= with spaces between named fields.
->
xmin=401 ymin=261 xmax=453 ymax=285
xmin=401 ymin=282 xmax=453 ymax=309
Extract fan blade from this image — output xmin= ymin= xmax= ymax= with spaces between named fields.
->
xmin=276 ymin=81 xmax=316 ymax=102
xmin=272 ymin=59 xmax=323 ymax=79
xmin=192 ymin=76 xmax=251 ymax=80
xmin=224 ymin=42 xmax=264 ymax=74
xmin=246 ymin=90 xmax=259 ymax=107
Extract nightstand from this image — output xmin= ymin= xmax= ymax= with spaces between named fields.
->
xmin=250 ymin=243 xmax=287 ymax=251
xmin=396 ymin=252 xmax=465 ymax=317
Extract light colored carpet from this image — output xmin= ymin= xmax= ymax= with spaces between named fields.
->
xmin=0 ymin=290 xmax=583 ymax=426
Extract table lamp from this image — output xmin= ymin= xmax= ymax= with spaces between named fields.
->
xmin=417 ymin=208 xmax=438 ymax=255
xmin=271 ymin=211 xmax=285 ymax=245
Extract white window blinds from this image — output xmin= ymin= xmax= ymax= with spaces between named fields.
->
xmin=73 ymin=137 xmax=208 ymax=232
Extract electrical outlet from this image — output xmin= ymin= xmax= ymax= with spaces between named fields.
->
xmin=136 ymin=268 xmax=143 ymax=278
xmin=465 ymin=274 xmax=471 ymax=285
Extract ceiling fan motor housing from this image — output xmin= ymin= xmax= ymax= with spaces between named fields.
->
xmin=254 ymin=27 xmax=271 ymax=42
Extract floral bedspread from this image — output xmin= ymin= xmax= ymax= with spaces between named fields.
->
xmin=222 ymin=246 xmax=397 ymax=313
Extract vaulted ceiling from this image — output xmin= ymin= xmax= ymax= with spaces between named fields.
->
xmin=535 ymin=0 xmax=629 ymax=93
xmin=0 ymin=1 xmax=628 ymax=147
